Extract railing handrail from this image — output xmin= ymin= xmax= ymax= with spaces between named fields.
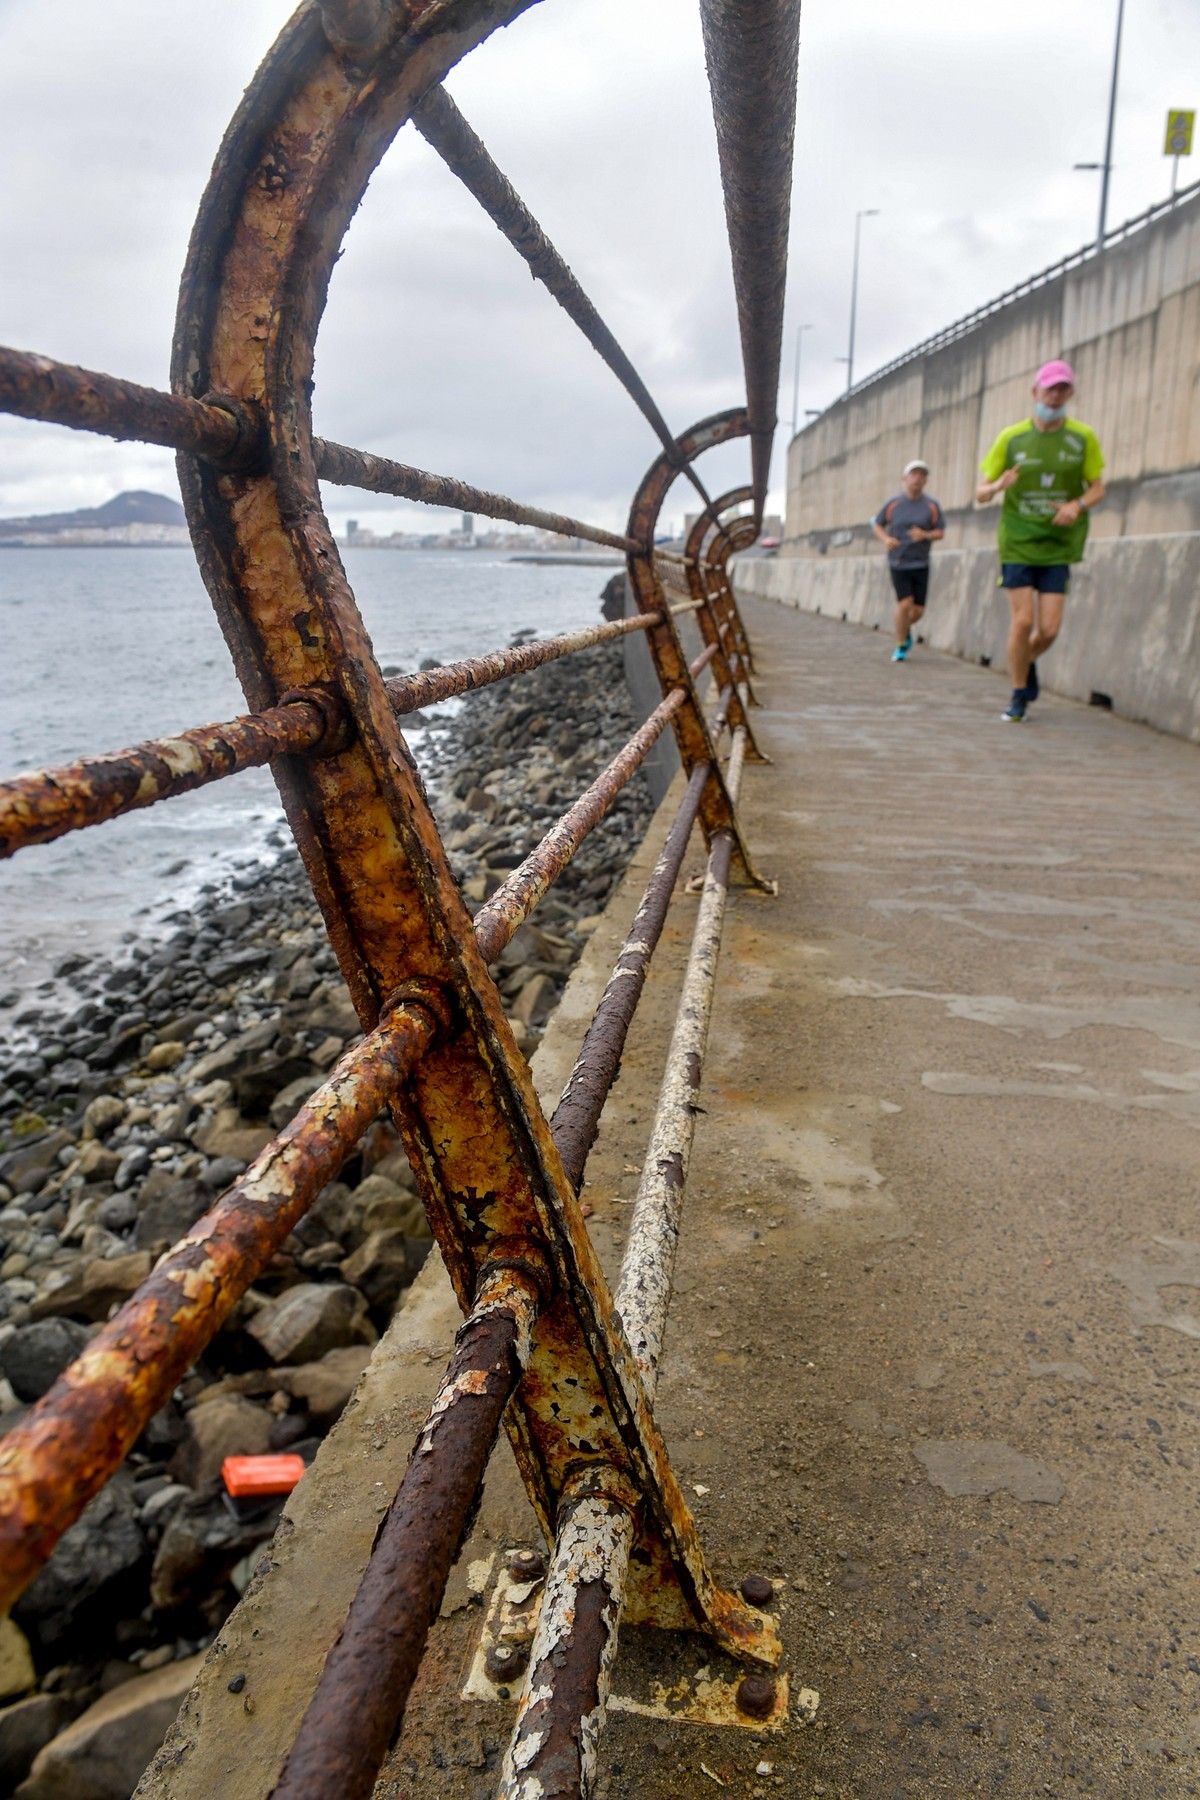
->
xmin=803 ymin=177 xmax=1200 ymax=425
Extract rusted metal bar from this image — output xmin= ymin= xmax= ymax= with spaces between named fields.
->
xmin=0 ymin=346 xmax=640 ymax=554
xmin=617 ymin=728 xmax=746 ymax=1385
xmin=709 ymin=685 xmax=733 ymax=742
xmin=699 ymin=0 xmax=802 ymax=523
xmin=0 ymin=343 xmax=249 ymax=464
xmin=684 ymin=488 xmax=759 ymax=720
xmin=315 ymin=438 xmax=641 ymax=554
xmin=551 ymin=761 xmax=710 ymax=1192
xmin=474 ymin=689 xmax=686 ymax=965
xmin=500 ymin=729 xmax=759 ymax=1790
xmin=704 ymin=515 xmax=759 ymax=677
xmin=498 ymin=1476 xmax=635 ymax=1800
xmin=688 ymin=640 xmax=719 ymax=682
xmin=411 ymin=87 xmax=730 ymax=543
xmin=0 ymin=1000 xmax=440 ymax=1613
xmin=668 ymin=598 xmax=704 ymax=617
xmin=271 ymin=1266 xmax=539 ymax=1800
xmin=0 ymin=692 xmax=343 ymax=859
xmin=385 ymin=612 xmax=659 ymax=715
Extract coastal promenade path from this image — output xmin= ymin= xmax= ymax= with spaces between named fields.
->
xmin=146 ymin=597 xmax=1200 ymax=1799
xmin=589 ymin=596 xmax=1200 ymax=1799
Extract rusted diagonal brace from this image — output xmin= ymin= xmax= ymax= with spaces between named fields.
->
xmin=410 ymin=88 xmax=731 ymax=550
xmin=0 ymin=694 xmax=336 ymax=859
xmin=551 ymin=761 xmax=710 ymax=1192
xmin=500 ymin=732 xmax=754 ymax=1797
xmin=474 ymin=690 xmax=685 ymax=964
xmin=0 ymin=345 xmax=639 ymax=555
xmin=0 ymin=1001 xmax=439 ymax=1614
xmin=316 ymin=438 xmax=641 ymax=556
xmin=270 ymin=1267 xmax=540 ymax=1800
xmin=703 ymin=516 xmax=759 ymax=678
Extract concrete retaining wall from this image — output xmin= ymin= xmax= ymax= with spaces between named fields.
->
xmin=735 ymin=534 xmax=1200 ymax=742
xmin=785 ymin=189 xmax=1200 ymax=557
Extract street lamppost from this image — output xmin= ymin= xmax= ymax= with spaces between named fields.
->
xmin=1074 ymin=0 xmax=1126 ymax=248
xmin=790 ymin=321 xmax=814 ymax=437
xmin=845 ymin=208 xmax=879 ymax=394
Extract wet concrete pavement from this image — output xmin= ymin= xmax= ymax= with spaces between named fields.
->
xmin=396 ymin=598 xmax=1200 ymax=1797
xmin=604 ymin=599 xmax=1199 ymax=1799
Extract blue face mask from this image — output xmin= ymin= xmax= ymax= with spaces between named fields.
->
xmin=1034 ymin=401 xmax=1069 ymax=424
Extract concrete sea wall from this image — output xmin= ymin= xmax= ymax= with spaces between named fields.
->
xmin=735 ymin=533 xmax=1200 ymax=742
xmin=785 ymin=189 xmax=1200 ymax=557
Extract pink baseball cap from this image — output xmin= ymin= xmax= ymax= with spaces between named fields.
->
xmin=1035 ymin=359 xmax=1075 ymax=389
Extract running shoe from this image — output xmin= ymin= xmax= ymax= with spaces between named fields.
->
xmin=891 ymin=646 xmax=908 ymax=662
xmin=1001 ymin=690 xmax=1027 ymax=722
xmin=1025 ymin=660 xmax=1039 ymax=701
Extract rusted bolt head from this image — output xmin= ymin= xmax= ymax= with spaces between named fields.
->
xmin=740 ymin=1574 xmax=775 ymax=1608
xmin=485 ymin=1641 xmax=529 ymax=1682
xmin=736 ymin=1674 xmax=777 ymax=1720
xmin=506 ymin=1547 xmax=546 ymax=1582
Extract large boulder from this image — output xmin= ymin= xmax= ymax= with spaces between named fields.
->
xmin=14 ymin=1475 xmax=143 ymax=1653
xmin=31 ymin=1253 xmax=152 ymax=1323
xmin=150 ymin=1496 xmax=278 ymax=1612
xmin=14 ymin=1654 xmax=203 ymax=1800
xmin=0 ymin=1619 xmax=35 ymax=1701
xmin=340 ymin=1230 xmax=415 ymax=1316
xmin=273 ymin=1345 xmax=372 ymax=1428
xmin=0 ymin=1695 xmax=75 ymax=1793
xmin=246 ymin=1283 xmax=375 ymax=1365
xmin=169 ymin=1394 xmax=273 ymax=1489
xmin=0 ymin=1319 xmax=89 ymax=1401
xmin=132 ymin=1179 xmax=211 ymax=1252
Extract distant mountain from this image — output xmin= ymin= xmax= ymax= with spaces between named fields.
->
xmin=0 ymin=490 xmax=186 ymax=537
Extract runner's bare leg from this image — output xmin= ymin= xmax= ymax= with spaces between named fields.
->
xmin=1007 ymin=587 xmax=1035 ymax=688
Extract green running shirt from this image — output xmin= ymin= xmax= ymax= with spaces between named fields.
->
xmin=980 ymin=417 xmax=1105 ymax=565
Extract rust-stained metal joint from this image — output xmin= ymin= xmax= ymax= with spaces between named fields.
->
xmin=476 ymin=1243 xmax=555 ymax=1310
xmin=378 ymin=976 xmax=456 ymax=1046
xmin=276 ymin=684 xmax=355 ymax=759
xmin=506 ymin=1546 xmax=546 ymax=1582
xmin=196 ymin=390 xmax=266 ymax=473
xmin=318 ymin=0 xmax=390 ymax=63
xmin=486 ymin=1640 xmax=530 ymax=1683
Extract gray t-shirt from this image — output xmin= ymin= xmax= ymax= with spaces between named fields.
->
xmin=873 ymin=493 xmax=944 ymax=568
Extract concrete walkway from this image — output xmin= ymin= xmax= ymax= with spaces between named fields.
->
xmin=595 ymin=598 xmax=1200 ymax=1800
xmin=147 ymin=599 xmax=1200 ymax=1799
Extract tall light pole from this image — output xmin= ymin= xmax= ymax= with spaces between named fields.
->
xmin=845 ymin=208 xmax=879 ymax=394
xmin=1074 ymin=0 xmax=1126 ymax=247
xmin=790 ymin=321 xmax=814 ymax=437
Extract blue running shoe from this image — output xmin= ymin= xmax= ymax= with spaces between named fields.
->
xmin=1025 ymin=660 xmax=1039 ymax=701
xmin=1002 ymin=690 xmax=1027 ymax=722
xmin=891 ymin=645 xmax=908 ymax=662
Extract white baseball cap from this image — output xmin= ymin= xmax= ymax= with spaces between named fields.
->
xmin=903 ymin=459 xmax=929 ymax=475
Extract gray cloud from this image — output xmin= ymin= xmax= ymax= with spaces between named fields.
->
xmin=0 ymin=0 xmax=1195 ymax=533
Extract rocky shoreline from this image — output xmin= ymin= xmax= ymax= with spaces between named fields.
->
xmin=0 ymin=606 xmax=653 ymax=1796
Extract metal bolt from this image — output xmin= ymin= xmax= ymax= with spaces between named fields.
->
xmin=506 ymin=1547 xmax=546 ymax=1582
xmin=740 ymin=1574 xmax=775 ymax=1608
xmin=485 ymin=1641 xmax=529 ymax=1683
xmin=736 ymin=1674 xmax=777 ymax=1720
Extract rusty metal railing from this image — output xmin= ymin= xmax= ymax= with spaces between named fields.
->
xmin=0 ymin=2 xmax=799 ymax=1794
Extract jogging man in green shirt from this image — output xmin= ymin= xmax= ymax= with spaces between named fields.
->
xmin=976 ymin=359 xmax=1106 ymax=722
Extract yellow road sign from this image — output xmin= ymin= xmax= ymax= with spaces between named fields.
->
xmin=1164 ymin=109 xmax=1194 ymax=156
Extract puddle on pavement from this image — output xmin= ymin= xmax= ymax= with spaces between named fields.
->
xmin=1028 ymin=1359 xmax=1094 ymax=1383
xmin=921 ymin=1069 xmax=1200 ymax=1130
xmin=832 ymin=978 xmax=1200 ymax=1057
xmin=913 ymin=1438 xmax=1065 ymax=1504
xmin=1108 ymin=1236 xmax=1200 ymax=1339
xmin=747 ymin=1095 xmax=895 ymax=1216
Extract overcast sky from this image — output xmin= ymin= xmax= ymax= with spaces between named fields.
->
xmin=0 ymin=0 xmax=1196 ymax=535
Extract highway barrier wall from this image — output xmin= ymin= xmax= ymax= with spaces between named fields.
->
xmin=735 ymin=533 xmax=1200 ymax=742
xmin=785 ymin=187 xmax=1200 ymax=559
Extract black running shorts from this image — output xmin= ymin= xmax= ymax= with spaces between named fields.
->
xmin=890 ymin=566 xmax=929 ymax=606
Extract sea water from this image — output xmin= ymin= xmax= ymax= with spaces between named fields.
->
xmin=0 ymin=546 xmax=616 ymax=994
